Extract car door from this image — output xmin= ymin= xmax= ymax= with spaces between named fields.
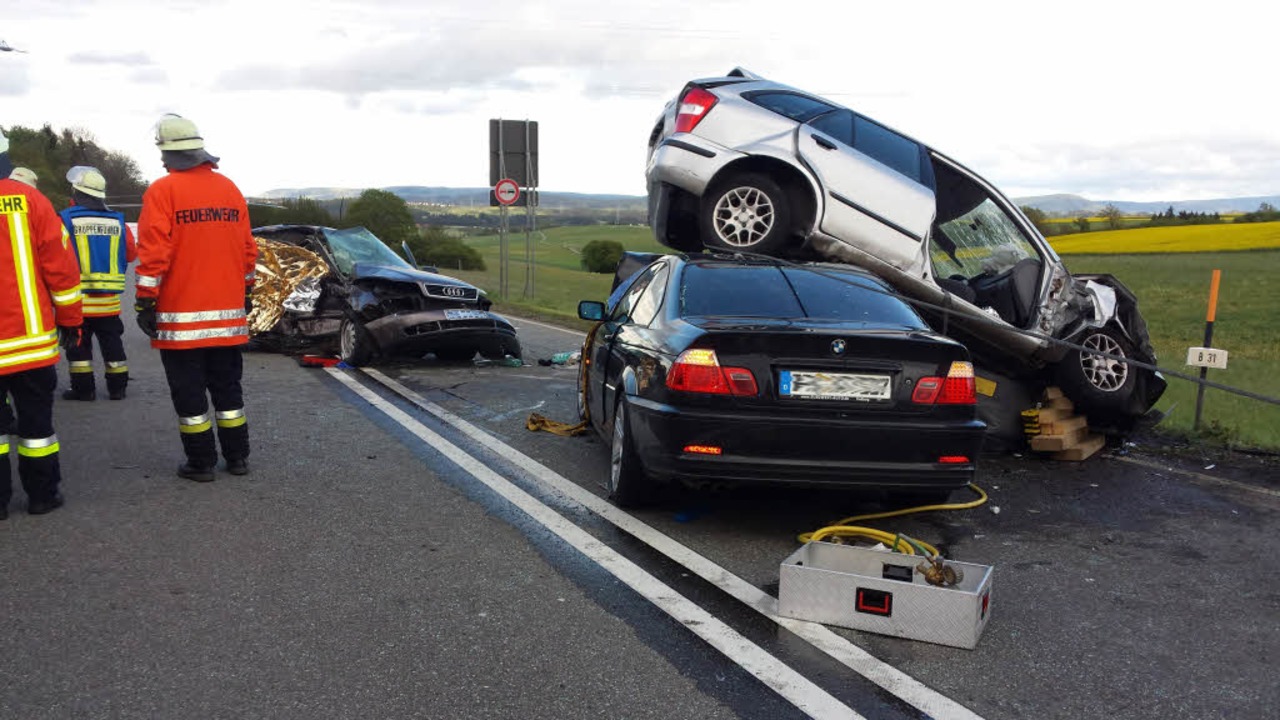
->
xmin=590 ymin=263 xmax=659 ymax=429
xmin=797 ymin=109 xmax=936 ymax=276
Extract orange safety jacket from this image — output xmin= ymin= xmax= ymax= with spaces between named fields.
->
xmin=0 ymin=178 xmax=84 ymax=375
xmin=135 ymin=164 xmax=257 ymax=349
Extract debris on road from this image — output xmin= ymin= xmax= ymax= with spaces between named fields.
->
xmin=537 ymin=350 xmax=581 ymax=367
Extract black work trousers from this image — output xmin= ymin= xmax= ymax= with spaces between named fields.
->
xmin=66 ymin=314 xmax=128 ymax=395
xmin=160 ymin=347 xmax=250 ymax=469
xmin=0 ymin=365 xmax=63 ymax=508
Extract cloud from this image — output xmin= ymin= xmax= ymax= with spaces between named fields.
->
xmin=979 ymin=137 xmax=1280 ymax=201
xmin=129 ymin=67 xmax=169 ymax=85
xmin=0 ymin=60 xmax=30 ymax=96
xmin=68 ymin=51 xmax=154 ymax=66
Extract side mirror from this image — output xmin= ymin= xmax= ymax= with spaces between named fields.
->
xmin=577 ymin=300 xmax=605 ymax=321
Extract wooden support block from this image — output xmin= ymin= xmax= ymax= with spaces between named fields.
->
xmin=1043 ymin=386 xmax=1065 ymax=400
xmin=1030 ymin=425 xmax=1089 ymax=452
xmin=1035 ymin=407 xmax=1069 ymax=424
xmin=1052 ymin=433 xmax=1106 ymax=461
xmin=1043 ymin=415 xmax=1088 ymax=436
xmin=1048 ymin=396 xmax=1074 ymax=411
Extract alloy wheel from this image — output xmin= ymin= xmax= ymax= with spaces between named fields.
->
xmin=1080 ymin=332 xmax=1129 ymax=392
xmin=609 ymin=411 xmax=625 ymax=494
xmin=712 ymin=186 xmax=775 ymax=247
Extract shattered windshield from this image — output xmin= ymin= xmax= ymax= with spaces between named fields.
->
xmin=930 ymin=199 xmax=1038 ymax=279
xmin=323 ymin=227 xmax=412 ymax=275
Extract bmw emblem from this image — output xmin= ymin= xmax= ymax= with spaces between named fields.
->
xmin=831 ymin=339 xmax=847 ymax=355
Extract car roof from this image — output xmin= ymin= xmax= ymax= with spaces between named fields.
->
xmin=252 ymin=223 xmax=333 ymax=233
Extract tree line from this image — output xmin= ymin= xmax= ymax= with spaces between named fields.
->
xmin=2 ymin=124 xmax=149 ymax=215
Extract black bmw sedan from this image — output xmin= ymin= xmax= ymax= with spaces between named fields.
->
xmin=577 ymin=254 xmax=986 ymax=507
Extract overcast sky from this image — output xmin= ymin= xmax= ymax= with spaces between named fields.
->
xmin=3 ymin=0 xmax=1277 ymax=201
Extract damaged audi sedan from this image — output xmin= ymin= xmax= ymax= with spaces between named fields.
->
xmin=249 ymin=224 xmax=519 ymax=365
xmin=646 ymin=69 xmax=1165 ymax=427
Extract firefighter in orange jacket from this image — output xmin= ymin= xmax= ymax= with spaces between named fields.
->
xmin=60 ymin=166 xmax=138 ymax=401
xmin=0 ymin=128 xmax=84 ymax=518
xmin=135 ymin=115 xmax=257 ymax=482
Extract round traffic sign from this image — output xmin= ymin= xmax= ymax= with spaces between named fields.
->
xmin=494 ymin=178 xmax=520 ymax=206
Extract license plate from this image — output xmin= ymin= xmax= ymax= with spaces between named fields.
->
xmin=444 ymin=309 xmax=489 ymax=321
xmin=778 ymin=370 xmax=891 ymax=401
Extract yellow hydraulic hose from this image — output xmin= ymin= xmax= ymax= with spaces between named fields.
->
xmin=797 ymin=483 xmax=989 ymax=557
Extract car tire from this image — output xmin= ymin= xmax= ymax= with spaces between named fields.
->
xmin=577 ymin=363 xmax=589 ymax=422
xmin=479 ymin=338 xmax=521 ymax=361
xmin=338 ymin=318 xmax=375 ymax=367
xmin=1056 ymin=326 xmax=1138 ymax=419
xmin=609 ymin=396 xmax=652 ymax=508
xmin=699 ymin=172 xmax=793 ymax=255
xmin=435 ymin=348 xmax=476 ymax=363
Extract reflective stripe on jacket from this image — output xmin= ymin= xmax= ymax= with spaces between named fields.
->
xmin=0 ymin=179 xmax=84 ymax=374
xmin=135 ymin=164 xmax=257 ymax=349
xmin=60 ymin=206 xmax=134 ymax=293
xmin=61 ymin=205 xmax=136 ymax=316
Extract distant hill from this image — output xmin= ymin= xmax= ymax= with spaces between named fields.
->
xmin=260 ymin=186 xmax=647 ymax=211
xmin=1013 ymin=193 xmax=1280 ymax=216
xmin=260 ymin=186 xmax=1278 ymax=217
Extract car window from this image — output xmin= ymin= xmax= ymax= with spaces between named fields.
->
xmin=807 ymin=111 xmax=930 ymax=188
xmin=629 ymin=264 xmax=670 ymax=327
xmin=743 ymin=91 xmax=837 ymax=123
xmin=808 ymin=109 xmax=855 ymax=145
xmin=610 ymin=265 xmax=657 ymax=322
xmin=781 ymin=268 xmax=927 ymax=327
xmin=680 ymin=264 xmax=925 ymax=327
xmin=853 ymin=116 xmax=925 ymax=185
xmin=931 ymin=198 xmax=1040 ymax=279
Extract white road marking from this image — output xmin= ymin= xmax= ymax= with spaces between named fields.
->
xmin=490 ymin=400 xmax=546 ymax=422
xmin=328 ymin=368 xmax=864 ymax=720
xmin=363 ymin=368 xmax=985 ymax=720
xmin=511 ymin=316 xmax=587 ymax=338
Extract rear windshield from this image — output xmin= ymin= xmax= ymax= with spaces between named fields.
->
xmin=680 ymin=264 xmax=926 ymax=327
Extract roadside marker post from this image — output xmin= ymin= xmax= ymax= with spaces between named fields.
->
xmin=1191 ymin=269 xmax=1223 ymax=431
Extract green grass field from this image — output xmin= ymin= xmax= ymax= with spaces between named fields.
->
xmin=1063 ymin=251 xmax=1279 ymax=449
xmin=457 ymin=226 xmax=1280 ymax=448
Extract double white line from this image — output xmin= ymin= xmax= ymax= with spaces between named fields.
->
xmin=330 ymin=366 xmax=984 ymax=720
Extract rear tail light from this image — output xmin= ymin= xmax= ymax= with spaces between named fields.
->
xmin=667 ymin=348 xmax=758 ymax=396
xmin=912 ymin=361 xmax=976 ymax=405
xmin=683 ymin=445 xmax=723 ymax=455
xmin=937 ymin=455 xmax=970 ymax=464
xmin=674 ymin=87 xmax=718 ymax=134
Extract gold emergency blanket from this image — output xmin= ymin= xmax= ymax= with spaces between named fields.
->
xmin=249 ymin=237 xmax=331 ymax=334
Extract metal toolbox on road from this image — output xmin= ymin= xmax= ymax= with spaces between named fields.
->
xmin=778 ymin=542 xmax=993 ymax=649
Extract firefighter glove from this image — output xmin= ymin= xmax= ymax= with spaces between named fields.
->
xmin=135 ymin=297 xmax=158 ymax=338
xmin=245 ymin=289 xmax=254 ymax=315
xmin=58 ymin=325 xmax=82 ymax=352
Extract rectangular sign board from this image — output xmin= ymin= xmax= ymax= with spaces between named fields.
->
xmin=489 ymin=188 xmax=536 ymax=208
xmin=1186 ymin=346 xmax=1229 ymax=369
xmin=489 ymin=119 xmax=539 ymax=187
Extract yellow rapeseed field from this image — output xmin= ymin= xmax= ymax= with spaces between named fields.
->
xmin=1048 ymin=221 xmax=1280 ymax=254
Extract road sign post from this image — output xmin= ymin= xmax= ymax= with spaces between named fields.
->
xmin=1192 ymin=269 xmax=1222 ymax=431
xmin=489 ymin=119 xmax=538 ymax=301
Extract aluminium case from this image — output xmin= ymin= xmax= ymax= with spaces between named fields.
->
xmin=778 ymin=542 xmax=993 ymax=649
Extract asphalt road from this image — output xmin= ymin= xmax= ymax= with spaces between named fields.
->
xmin=2 ymin=311 xmax=1277 ymax=719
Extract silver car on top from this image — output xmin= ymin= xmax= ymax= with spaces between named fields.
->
xmin=645 ymin=68 xmax=1165 ymax=426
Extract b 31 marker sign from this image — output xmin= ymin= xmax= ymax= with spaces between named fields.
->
xmin=1186 ymin=346 xmax=1229 ymax=369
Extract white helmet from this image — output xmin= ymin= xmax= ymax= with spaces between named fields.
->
xmin=67 ymin=165 xmax=107 ymax=198
xmin=9 ymin=166 xmax=38 ymax=188
xmin=154 ymin=113 xmax=204 ymax=151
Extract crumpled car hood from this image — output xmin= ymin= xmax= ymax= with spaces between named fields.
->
xmin=350 ymin=263 xmax=477 ymax=290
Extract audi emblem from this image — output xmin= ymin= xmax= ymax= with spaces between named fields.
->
xmin=831 ymin=339 xmax=847 ymax=355
xmin=442 ymin=286 xmax=466 ymax=297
